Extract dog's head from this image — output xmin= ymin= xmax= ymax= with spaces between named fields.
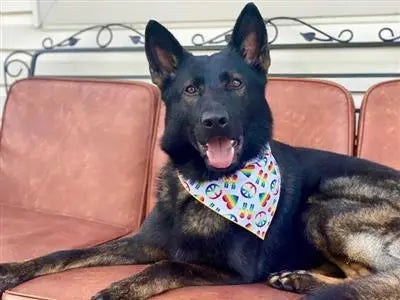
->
xmin=145 ymin=3 xmax=272 ymax=176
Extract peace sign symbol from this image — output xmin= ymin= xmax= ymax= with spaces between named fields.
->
xmin=240 ymin=182 xmax=257 ymax=198
xmin=270 ymin=179 xmax=279 ymax=195
xmin=205 ymin=183 xmax=222 ymax=199
xmin=255 ymin=211 xmax=268 ymax=227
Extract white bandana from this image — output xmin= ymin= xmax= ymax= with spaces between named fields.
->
xmin=178 ymin=144 xmax=281 ymax=240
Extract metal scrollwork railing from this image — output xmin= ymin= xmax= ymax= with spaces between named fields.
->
xmin=3 ymin=50 xmax=34 ymax=91
xmin=191 ymin=16 xmax=354 ymax=46
xmin=3 ymin=18 xmax=399 ymax=93
xmin=267 ymin=17 xmax=353 ymax=43
xmin=41 ymin=23 xmax=145 ymax=49
xmin=378 ymin=27 xmax=400 ymax=42
xmin=191 ymin=29 xmax=233 ymax=46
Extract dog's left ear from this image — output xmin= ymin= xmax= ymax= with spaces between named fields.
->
xmin=145 ymin=20 xmax=188 ymax=88
xmin=229 ymin=3 xmax=270 ymax=72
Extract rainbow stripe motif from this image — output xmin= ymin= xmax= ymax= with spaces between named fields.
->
xmin=259 ymin=192 xmax=271 ymax=207
xmin=223 ymin=175 xmax=239 ymax=189
xmin=231 ymin=174 xmax=238 ymax=189
xmin=268 ymin=161 xmax=277 ymax=175
xmin=223 ymin=176 xmax=230 ymax=188
xmin=241 ymin=164 xmax=255 ymax=177
xmin=255 ymin=170 xmax=263 ymax=184
xmin=247 ymin=203 xmax=255 ymax=220
xmin=222 ymin=194 xmax=238 ymax=209
xmin=261 ymin=173 xmax=268 ymax=187
xmin=193 ymin=194 xmax=205 ymax=202
xmin=239 ymin=202 xmax=255 ymax=219
xmin=239 ymin=202 xmax=248 ymax=218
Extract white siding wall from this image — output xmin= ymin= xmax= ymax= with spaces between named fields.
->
xmin=1 ymin=1 xmax=399 ymax=119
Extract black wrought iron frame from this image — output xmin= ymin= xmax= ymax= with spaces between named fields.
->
xmin=4 ymin=17 xmax=400 ymax=92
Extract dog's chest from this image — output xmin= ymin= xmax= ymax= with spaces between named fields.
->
xmin=158 ymin=164 xmax=232 ymax=237
xmin=178 ymin=192 xmax=231 ymax=237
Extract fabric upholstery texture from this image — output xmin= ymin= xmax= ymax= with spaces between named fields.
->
xmin=0 ymin=78 xmax=161 ymax=264
xmin=357 ymin=80 xmax=400 ymax=170
xmin=266 ymin=78 xmax=355 ymax=155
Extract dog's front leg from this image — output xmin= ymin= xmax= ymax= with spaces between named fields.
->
xmin=92 ymin=260 xmax=242 ymax=300
xmin=0 ymin=234 xmax=167 ymax=294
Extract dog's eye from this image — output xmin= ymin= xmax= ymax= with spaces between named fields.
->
xmin=228 ymin=78 xmax=242 ymax=89
xmin=185 ymin=85 xmax=198 ymax=95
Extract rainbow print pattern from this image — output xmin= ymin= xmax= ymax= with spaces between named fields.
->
xmin=178 ymin=144 xmax=281 ymax=240
xmin=255 ymin=170 xmax=269 ymax=187
xmin=268 ymin=161 xmax=277 ymax=175
xmin=258 ymin=192 xmax=271 ymax=207
xmin=193 ymin=194 xmax=205 ymax=202
xmin=223 ymin=175 xmax=239 ymax=189
xmin=239 ymin=202 xmax=255 ymax=220
xmin=239 ymin=202 xmax=248 ymax=219
xmin=241 ymin=164 xmax=255 ymax=178
xmin=222 ymin=194 xmax=239 ymax=209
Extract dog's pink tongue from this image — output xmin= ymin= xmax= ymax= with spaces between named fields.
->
xmin=206 ymin=137 xmax=234 ymax=169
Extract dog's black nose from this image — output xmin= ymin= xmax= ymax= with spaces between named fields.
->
xmin=201 ymin=111 xmax=229 ymax=129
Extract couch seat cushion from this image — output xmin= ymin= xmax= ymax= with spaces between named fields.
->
xmin=4 ymin=265 xmax=300 ymax=300
xmin=0 ymin=205 xmax=128 ymax=263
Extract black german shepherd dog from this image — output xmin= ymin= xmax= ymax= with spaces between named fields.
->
xmin=1 ymin=3 xmax=400 ymax=299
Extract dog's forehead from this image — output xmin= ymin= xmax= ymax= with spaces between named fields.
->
xmin=183 ymin=50 xmax=246 ymax=80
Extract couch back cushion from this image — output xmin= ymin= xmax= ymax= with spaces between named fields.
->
xmin=0 ymin=78 xmax=160 ymax=230
xmin=146 ymin=78 xmax=355 ymax=213
xmin=357 ymin=80 xmax=400 ymax=170
xmin=266 ymin=78 xmax=354 ymax=155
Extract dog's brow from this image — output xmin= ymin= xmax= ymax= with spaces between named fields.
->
xmin=192 ymin=76 xmax=204 ymax=86
xmin=218 ymin=72 xmax=230 ymax=83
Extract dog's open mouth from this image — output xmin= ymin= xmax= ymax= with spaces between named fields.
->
xmin=198 ymin=136 xmax=242 ymax=169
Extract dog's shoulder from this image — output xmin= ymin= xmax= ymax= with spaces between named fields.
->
xmin=156 ymin=161 xmax=188 ymax=208
xmin=155 ymin=161 xmax=230 ymax=237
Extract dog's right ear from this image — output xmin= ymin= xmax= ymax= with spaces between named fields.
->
xmin=145 ymin=20 xmax=188 ymax=88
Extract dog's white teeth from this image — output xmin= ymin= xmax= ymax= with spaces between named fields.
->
xmin=230 ymin=146 xmax=235 ymax=155
xmin=231 ymin=140 xmax=238 ymax=147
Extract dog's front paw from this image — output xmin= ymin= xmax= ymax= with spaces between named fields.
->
xmin=267 ymin=270 xmax=325 ymax=293
xmin=91 ymin=279 xmax=146 ymax=300
xmin=91 ymin=289 xmax=115 ymax=300
xmin=0 ymin=263 xmax=23 ymax=294
xmin=92 ymin=288 xmax=129 ymax=300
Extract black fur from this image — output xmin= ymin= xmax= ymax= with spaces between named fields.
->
xmin=1 ymin=3 xmax=399 ymax=299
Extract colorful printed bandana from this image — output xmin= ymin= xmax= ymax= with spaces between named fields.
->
xmin=178 ymin=144 xmax=281 ymax=240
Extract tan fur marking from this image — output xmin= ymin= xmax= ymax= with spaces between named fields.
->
xmin=336 ymin=261 xmax=372 ymax=278
xmin=310 ymin=273 xmax=346 ymax=285
xmin=345 ymin=233 xmax=386 ymax=269
xmin=181 ymin=200 xmax=229 ymax=236
xmin=243 ymin=33 xmax=258 ymax=61
xmin=155 ymin=47 xmax=177 ymax=73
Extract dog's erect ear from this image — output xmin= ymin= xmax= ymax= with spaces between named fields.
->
xmin=145 ymin=20 xmax=188 ymax=88
xmin=229 ymin=3 xmax=270 ymax=72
